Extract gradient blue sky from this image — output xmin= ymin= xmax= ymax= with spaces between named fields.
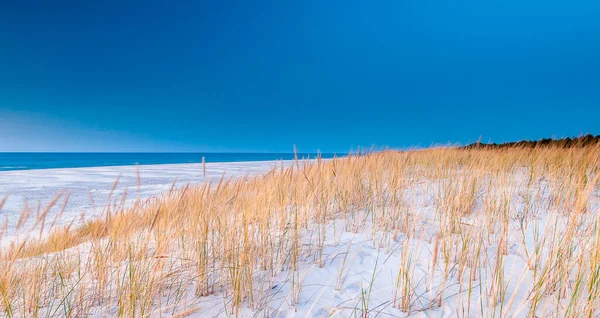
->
xmin=1 ymin=0 xmax=599 ymax=152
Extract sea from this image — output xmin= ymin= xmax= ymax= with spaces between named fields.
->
xmin=0 ymin=152 xmax=338 ymax=172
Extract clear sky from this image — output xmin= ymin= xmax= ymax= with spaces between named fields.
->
xmin=1 ymin=0 xmax=599 ymax=152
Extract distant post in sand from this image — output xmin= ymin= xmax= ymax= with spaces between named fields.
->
xmin=202 ymin=156 xmax=206 ymax=177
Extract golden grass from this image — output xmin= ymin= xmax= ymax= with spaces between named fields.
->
xmin=1 ymin=146 xmax=599 ymax=317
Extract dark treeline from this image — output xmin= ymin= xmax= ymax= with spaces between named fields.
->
xmin=462 ymin=134 xmax=600 ymax=150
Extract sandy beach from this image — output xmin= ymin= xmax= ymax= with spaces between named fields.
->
xmin=1 ymin=149 xmax=599 ymax=317
xmin=0 ymin=160 xmax=288 ymax=241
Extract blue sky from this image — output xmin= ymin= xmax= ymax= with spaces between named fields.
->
xmin=1 ymin=0 xmax=599 ymax=152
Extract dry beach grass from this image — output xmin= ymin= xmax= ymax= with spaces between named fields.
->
xmin=1 ymin=145 xmax=600 ymax=317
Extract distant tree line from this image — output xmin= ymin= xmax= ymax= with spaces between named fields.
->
xmin=461 ymin=134 xmax=600 ymax=149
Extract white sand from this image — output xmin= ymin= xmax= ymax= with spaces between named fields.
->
xmin=0 ymin=160 xmax=288 ymax=241
xmin=2 ymin=161 xmax=599 ymax=317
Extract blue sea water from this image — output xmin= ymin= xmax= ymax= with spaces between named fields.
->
xmin=0 ymin=153 xmax=338 ymax=171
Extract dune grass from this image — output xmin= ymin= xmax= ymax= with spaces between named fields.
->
xmin=1 ymin=146 xmax=599 ymax=317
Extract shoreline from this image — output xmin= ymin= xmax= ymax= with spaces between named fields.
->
xmin=0 ymin=152 xmax=337 ymax=172
xmin=0 ymin=158 xmax=288 ymax=174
